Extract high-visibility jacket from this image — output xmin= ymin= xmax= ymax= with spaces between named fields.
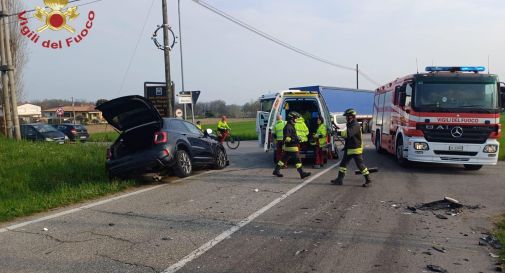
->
xmin=196 ymin=124 xmax=202 ymax=131
xmin=282 ymin=122 xmax=299 ymax=152
xmin=217 ymin=120 xmax=230 ymax=130
xmin=338 ymin=120 xmax=363 ymax=155
xmin=273 ymin=120 xmax=286 ymax=141
xmin=315 ymin=123 xmax=327 ymax=147
xmin=294 ymin=117 xmax=309 ymax=143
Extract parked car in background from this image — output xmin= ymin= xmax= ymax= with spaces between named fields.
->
xmin=96 ymin=96 xmax=229 ymax=179
xmin=53 ymin=124 xmax=90 ymax=142
xmin=20 ymin=124 xmax=68 ymax=144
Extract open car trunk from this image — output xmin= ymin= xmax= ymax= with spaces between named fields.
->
xmin=111 ymin=124 xmax=160 ymax=159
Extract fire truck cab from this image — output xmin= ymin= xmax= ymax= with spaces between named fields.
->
xmin=372 ymin=66 xmax=505 ymax=170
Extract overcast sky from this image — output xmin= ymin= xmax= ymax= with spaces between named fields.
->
xmin=19 ymin=0 xmax=505 ymax=104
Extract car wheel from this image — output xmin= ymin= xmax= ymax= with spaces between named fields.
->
xmin=463 ymin=164 xmax=483 ymax=171
xmin=213 ymin=148 xmax=227 ymax=170
xmin=396 ymin=137 xmax=410 ymax=168
xmin=173 ymin=150 xmax=192 ymax=177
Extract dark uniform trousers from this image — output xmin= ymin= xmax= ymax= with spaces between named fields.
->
xmin=338 ymin=152 xmax=369 ymax=176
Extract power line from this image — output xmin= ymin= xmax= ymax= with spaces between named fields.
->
xmin=191 ymin=0 xmax=381 ymax=86
xmin=117 ymin=0 xmax=157 ymax=95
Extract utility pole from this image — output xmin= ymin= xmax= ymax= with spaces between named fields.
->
xmin=178 ymin=0 xmax=188 ymax=121
xmin=0 ymin=2 xmax=12 ymax=138
xmin=162 ymin=0 xmax=174 ymax=117
xmin=356 ymin=64 xmax=359 ymax=90
xmin=72 ymin=97 xmax=76 ymax=124
xmin=1 ymin=0 xmax=20 ymax=140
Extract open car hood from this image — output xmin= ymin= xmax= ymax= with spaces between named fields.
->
xmin=96 ymin=96 xmax=163 ymax=132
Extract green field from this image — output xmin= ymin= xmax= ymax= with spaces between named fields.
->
xmin=89 ymin=120 xmax=258 ymax=142
xmin=202 ymin=120 xmax=257 ymax=141
xmin=88 ymin=131 xmax=119 ymax=142
xmin=0 ymin=138 xmax=135 ymax=222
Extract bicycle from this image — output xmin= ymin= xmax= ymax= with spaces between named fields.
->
xmin=218 ymin=129 xmax=240 ymax=150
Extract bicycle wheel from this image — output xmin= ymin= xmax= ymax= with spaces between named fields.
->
xmin=226 ymin=136 xmax=240 ymax=149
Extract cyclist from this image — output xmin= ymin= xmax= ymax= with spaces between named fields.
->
xmin=217 ymin=116 xmax=231 ymax=143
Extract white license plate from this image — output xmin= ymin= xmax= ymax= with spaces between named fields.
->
xmin=449 ymin=145 xmax=464 ymax=151
xmin=80 ymin=136 xmax=87 ymax=139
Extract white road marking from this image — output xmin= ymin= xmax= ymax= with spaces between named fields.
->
xmin=0 ymin=171 xmax=216 ymax=233
xmin=161 ymin=162 xmax=340 ymax=273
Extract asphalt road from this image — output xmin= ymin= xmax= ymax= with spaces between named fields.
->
xmin=1 ymin=138 xmax=504 ymax=273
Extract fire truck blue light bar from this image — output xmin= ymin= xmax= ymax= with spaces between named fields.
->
xmin=425 ymin=66 xmax=486 ymax=72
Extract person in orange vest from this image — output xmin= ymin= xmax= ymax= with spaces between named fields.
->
xmin=272 ymin=114 xmax=286 ymax=162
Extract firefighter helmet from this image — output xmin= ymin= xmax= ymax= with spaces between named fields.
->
xmin=343 ymin=108 xmax=357 ymax=116
xmin=288 ymin=111 xmax=301 ymax=120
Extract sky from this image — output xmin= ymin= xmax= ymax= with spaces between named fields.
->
xmin=16 ymin=0 xmax=505 ymax=104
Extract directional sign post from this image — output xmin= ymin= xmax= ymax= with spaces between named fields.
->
xmin=179 ymin=91 xmax=201 ymax=123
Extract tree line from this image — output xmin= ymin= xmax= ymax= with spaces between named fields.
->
xmin=26 ymin=98 xmax=261 ymax=119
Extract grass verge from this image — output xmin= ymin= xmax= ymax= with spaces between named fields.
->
xmin=0 ymin=138 xmax=135 ymax=222
xmin=495 ymin=216 xmax=505 ymax=264
xmin=88 ymin=131 xmax=119 ymax=142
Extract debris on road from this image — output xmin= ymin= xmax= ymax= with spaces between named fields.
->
xmin=479 ymin=234 xmax=502 ymax=250
xmin=418 ymin=197 xmax=463 ymax=211
xmin=295 ymin=249 xmax=308 ymax=256
xmin=108 ymin=223 xmax=115 ymax=227
xmin=436 ymin=214 xmax=448 ymax=220
xmin=489 ymin=253 xmax=500 ymax=258
xmin=426 ymin=264 xmax=448 ymax=273
xmin=43 ymin=228 xmax=48 ymax=231
xmin=161 ymin=237 xmax=173 ymax=241
xmin=432 ymin=245 xmax=447 ymax=253
xmin=254 ymin=189 xmax=259 ymax=193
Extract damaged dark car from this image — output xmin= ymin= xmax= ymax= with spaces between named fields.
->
xmin=97 ymin=96 xmax=229 ymax=179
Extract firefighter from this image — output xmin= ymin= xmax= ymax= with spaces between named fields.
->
xmin=217 ymin=116 xmax=231 ymax=143
xmin=272 ymin=114 xmax=286 ymax=162
xmin=273 ymin=112 xmax=311 ymax=179
xmin=196 ymin=121 xmax=203 ymax=131
xmin=331 ymin=108 xmax=372 ymax=187
xmin=312 ymin=116 xmax=327 ymax=169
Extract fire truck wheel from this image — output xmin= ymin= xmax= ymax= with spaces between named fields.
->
xmin=463 ymin=164 xmax=483 ymax=171
xmin=395 ymin=137 xmax=410 ymax=168
xmin=375 ymin=131 xmax=384 ymax=154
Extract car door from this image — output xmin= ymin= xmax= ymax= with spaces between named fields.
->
xmin=181 ymin=121 xmax=214 ymax=163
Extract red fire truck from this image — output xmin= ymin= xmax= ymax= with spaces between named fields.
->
xmin=371 ymin=66 xmax=505 ymax=170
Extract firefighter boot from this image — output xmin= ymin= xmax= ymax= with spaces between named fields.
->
xmin=272 ymin=165 xmax=283 ymax=178
xmin=297 ymin=168 xmax=311 ymax=179
xmin=362 ymin=175 xmax=372 ymax=187
xmin=331 ymin=172 xmax=345 ymax=185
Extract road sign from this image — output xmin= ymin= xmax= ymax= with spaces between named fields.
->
xmin=56 ymin=107 xmax=64 ymax=117
xmin=178 ymin=94 xmax=192 ymax=104
xmin=144 ymin=82 xmax=169 ymax=117
xmin=175 ymin=109 xmax=183 ymax=118
xmin=179 ymin=91 xmax=201 ymax=104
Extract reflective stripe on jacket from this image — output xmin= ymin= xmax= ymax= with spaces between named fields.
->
xmin=339 ymin=120 xmax=363 ymax=155
xmin=294 ymin=118 xmax=309 ymax=142
xmin=273 ymin=120 xmax=286 ymax=141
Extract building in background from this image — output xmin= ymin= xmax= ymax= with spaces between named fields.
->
xmin=42 ymin=105 xmax=104 ymax=124
xmin=1 ymin=103 xmax=42 ymax=124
